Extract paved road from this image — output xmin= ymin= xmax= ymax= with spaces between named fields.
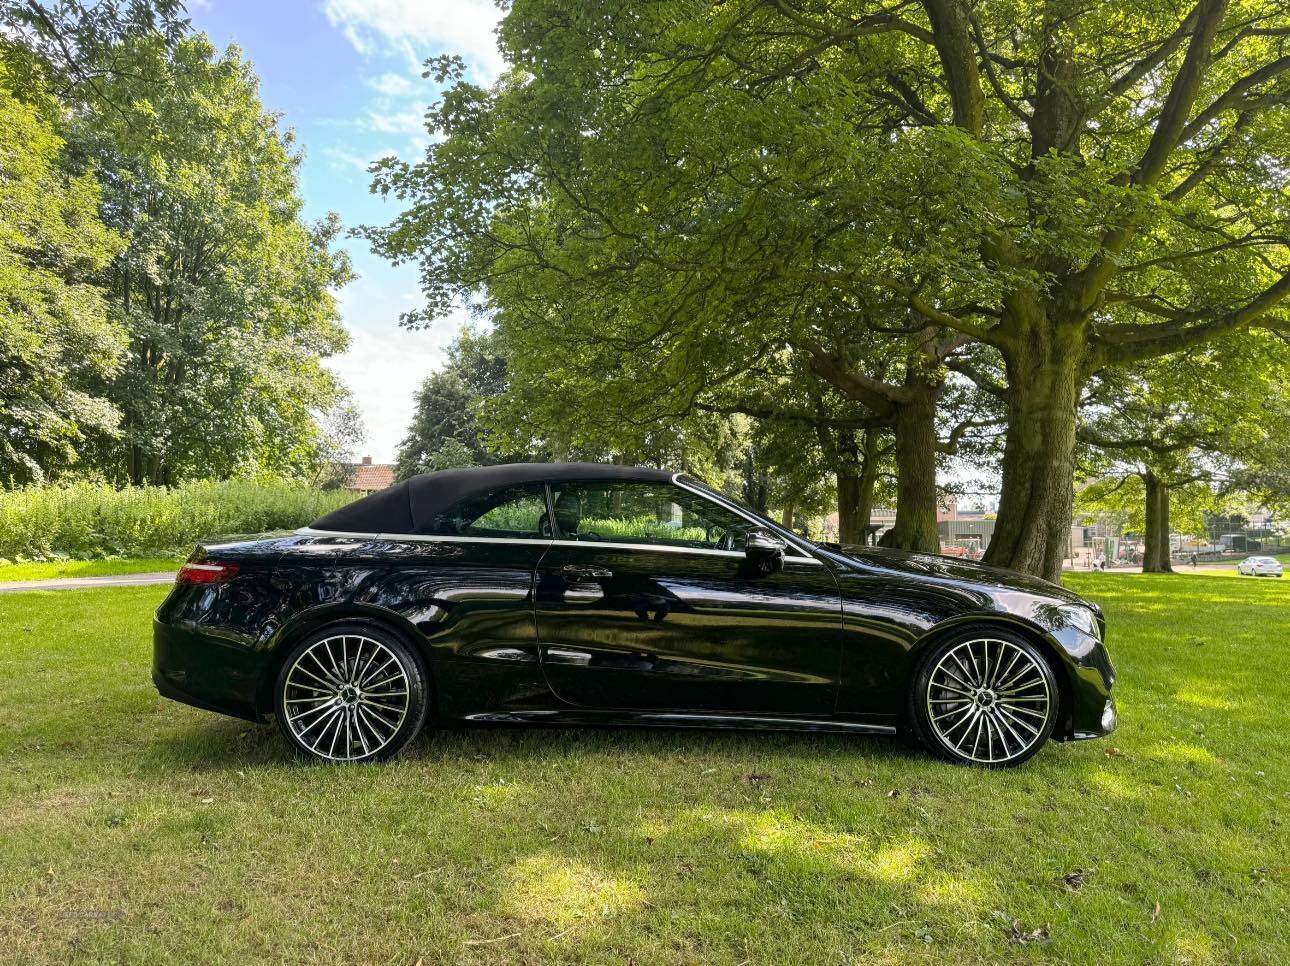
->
xmin=0 ymin=571 xmax=177 ymax=593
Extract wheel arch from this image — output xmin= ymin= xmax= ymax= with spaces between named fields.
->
xmin=907 ymin=613 xmax=1076 ymax=740
xmin=255 ymin=603 xmax=433 ymax=716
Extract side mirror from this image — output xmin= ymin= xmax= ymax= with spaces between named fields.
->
xmin=744 ymin=528 xmax=787 ymax=575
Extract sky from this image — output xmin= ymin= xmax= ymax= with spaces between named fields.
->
xmin=191 ymin=0 xmax=508 ymax=463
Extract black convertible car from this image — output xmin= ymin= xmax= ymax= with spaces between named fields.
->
xmin=154 ymin=463 xmax=1117 ymax=767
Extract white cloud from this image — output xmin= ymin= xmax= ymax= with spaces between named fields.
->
xmin=322 ymin=0 xmax=507 ymax=80
xmin=365 ymin=108 xmax=425 ymax=135
xmin=326 ymin=283 xmax=465 ymax=462
xmin=322 ymin=145 xmax=377 ymax=173
xmin=369 ymin=71 xmax=415 ymax=96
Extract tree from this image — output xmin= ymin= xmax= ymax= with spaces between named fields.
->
xmin=1077 ymin=335 xmax=1288 ymax=570
xmin=366 ymin=0 xmax=1290 ymax=580
xmin=0 ymin=66 xmax=123 ymax=483
xmin=395 ymin=332 xmax=515 ymax=479
xmin=396 ymin=369 xmax=487 ymax=479
xmin=0 ymin=1 xmax=187 ymax=108
xmin=76 ymin=35 xmax=352 ymax=484
xmin=311 ymin=397 xmax=367 ymax=489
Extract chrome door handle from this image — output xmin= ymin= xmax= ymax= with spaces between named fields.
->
xmin=560 ymin=564 xmax=613 ymax=581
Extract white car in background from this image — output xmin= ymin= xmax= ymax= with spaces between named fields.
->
xmin=1237 ymin=555 xmax=1284 ymax=577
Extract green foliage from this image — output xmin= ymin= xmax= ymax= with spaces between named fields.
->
xmin=1075 ymin=474 xmax=1219 ymax=538
xmin=0 ymin=2 xmax=188 ymax=103
xmin=309 ymin=399 xmax=368 ymax=489
xmin=395 ymin=335 xmax=503 ymax=479
xmin=0 ymin=556 xmax=180 ymax=579
xmin=74 ymin=35 xmax=352 ymax=485
xmin=0 ymin=66 xmax=125 ymax=484
xmin=0 ymin=480 xmax=354 ymax=559
xmin=365 ymin=0 xmax=1290 ymax=578
xmin=1077 ymin=333 xmax=1290 ymax=539
xmin=578 ymin=516 xmax=709 ymax=543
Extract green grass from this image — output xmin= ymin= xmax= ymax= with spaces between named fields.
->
xmin=0 ymin=574 xmax=1285 ymax=963
xmin=0 ymin=557 xmax=181 ymax=581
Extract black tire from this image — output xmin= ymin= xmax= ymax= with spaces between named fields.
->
xmin=273 ymin=622 xmax=430 ymax=763
xmin=908 ymin=627 xmax=1059 ymax=768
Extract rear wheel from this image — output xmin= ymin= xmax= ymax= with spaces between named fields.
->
xmin=273 ymin=623 xmax=429 ymax=762
xmin=909 ymin=629 xmax=1058 ymax=767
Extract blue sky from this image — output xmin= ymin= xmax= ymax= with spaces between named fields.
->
xmin=192 ymin=0 xmax=507 ymax=461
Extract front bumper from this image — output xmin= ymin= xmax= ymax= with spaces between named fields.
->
xmin=1045 ymin=624 xmax=1117 ymax=741
xmin=1070 ymin=696 xmax=1118 ymax=741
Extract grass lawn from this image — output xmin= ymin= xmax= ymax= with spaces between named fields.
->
xmin=0 ymin=557 xmax=181 ymax=581
xmin=0 ymin=574 xmax=1285 ymax=963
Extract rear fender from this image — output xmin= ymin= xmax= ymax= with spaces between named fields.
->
xmin=255 ymin=602 xmax=430 ymax=715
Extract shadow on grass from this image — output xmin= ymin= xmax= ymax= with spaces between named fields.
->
xmin=129 ymin=718 xmax=1018 ymax=958
xmin=145 ymin=715 xmax=922 ymax=774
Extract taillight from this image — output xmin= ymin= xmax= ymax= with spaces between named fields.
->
xmin=176 ymin=561 xmax=239 ymax=584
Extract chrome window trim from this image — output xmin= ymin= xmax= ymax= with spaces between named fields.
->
xmin=551 ymin=540 xmax=823 ymax=564
xmin=293 ymin=526 xmax=824 ymax=564
xmin=296 ymin=527 xmax=551 ymax=546
xmin=670 ymin=473 xmax=822 ymax=563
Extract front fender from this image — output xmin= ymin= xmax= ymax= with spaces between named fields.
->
xmin=911 ymin=612 xmax=1113 ymax=740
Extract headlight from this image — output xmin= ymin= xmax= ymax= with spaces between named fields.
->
xmin=1057 ymin=604 xmax=1101 ymax=639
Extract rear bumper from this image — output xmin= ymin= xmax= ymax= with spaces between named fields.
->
xmin=153 ymin=618 xmax=267 ymax=723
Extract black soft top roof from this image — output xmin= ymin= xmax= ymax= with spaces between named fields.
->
xmin=311 ymin=462 xmax=677 ymax=534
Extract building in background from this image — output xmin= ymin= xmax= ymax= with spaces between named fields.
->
xmin=340 ymin=456 xmax=395 ymax=494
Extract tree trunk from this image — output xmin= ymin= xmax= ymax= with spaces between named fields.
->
xmin=127 ymin=442 xmax=143 ymax=487
xmin=835 ymin=430 xmax=879 ymax=545
xmin=855 ymin=429 xmax=879 ymax=544
xmin=837 ymin=466 xmax=862 ymax=543
xmin=1141 ymin=472 xmax=1174 ymax=573
xmin=983 ymin=305 xmax=1084 ymax=581
xmin=740 ymin=449 xmax=770 ymax=514
xmin=878 ymin=390 xmax=940 ymax=553
xmin=781 ymin=502 xmax=795 ymax=529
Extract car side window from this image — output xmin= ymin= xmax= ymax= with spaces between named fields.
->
xmin=421 ymin=484 xmax=549 ymax=537
xmin=548 ymin=481 xmax=759 ymax=550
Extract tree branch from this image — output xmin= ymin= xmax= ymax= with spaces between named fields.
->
xmin=1094 ymin=269 xmax=1290 ymax=365
xmin=1101 ymin=3 xmax=1201 ymax=104
xmin=967 ymin=10 xmax=1030 ymax=122
xmin=875 ymin=277 xmax=995 ymax=342
xmin=1134 ymin=0 xmax=1229 ymax=186
xmin=945 ymin=358 xmax=1007 ymax=398
xmin=1177 ymin=54 xmax=1290 ymax=143
xmin=796 ymin=342 xmax=909 ymax=410
xmin=921 ymin=0 xmax=985 ymax=135
xmin=938 ymin=418 xmax=1004 ymax=454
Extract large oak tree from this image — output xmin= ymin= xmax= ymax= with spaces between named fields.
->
xmin=369 ymin=0 xmax=1289 ymax=579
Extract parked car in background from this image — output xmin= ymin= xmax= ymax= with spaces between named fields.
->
xmin=1237 ymin=555 xmax=1284 ymax=577
xmin=153 ymin=463 xmax=1117 ymax=768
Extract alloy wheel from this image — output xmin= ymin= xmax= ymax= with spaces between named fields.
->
xmin=925 ymin=637 xmax=1053 ymax=764
xmin=281 ymin=633 xmax=411 ymax=761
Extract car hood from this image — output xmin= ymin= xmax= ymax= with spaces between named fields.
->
xmin=820 ymin=544 xmax=1091 ymax=606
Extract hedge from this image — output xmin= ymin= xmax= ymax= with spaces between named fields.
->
xmin=0 ymin=480 xmax=356 ymax=560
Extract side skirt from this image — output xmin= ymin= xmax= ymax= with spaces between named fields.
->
xmin=458 ymin=708 xmax=898 ymax=736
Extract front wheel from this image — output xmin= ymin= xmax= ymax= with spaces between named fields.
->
xmin=274 ymin=623 xmax=429 ymax=763
xmin=909 ymin=629 xmax=1059 ymax=767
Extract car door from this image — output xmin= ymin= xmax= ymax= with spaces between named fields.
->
xmin=534 ymin=479 xmax=844 ymax=715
